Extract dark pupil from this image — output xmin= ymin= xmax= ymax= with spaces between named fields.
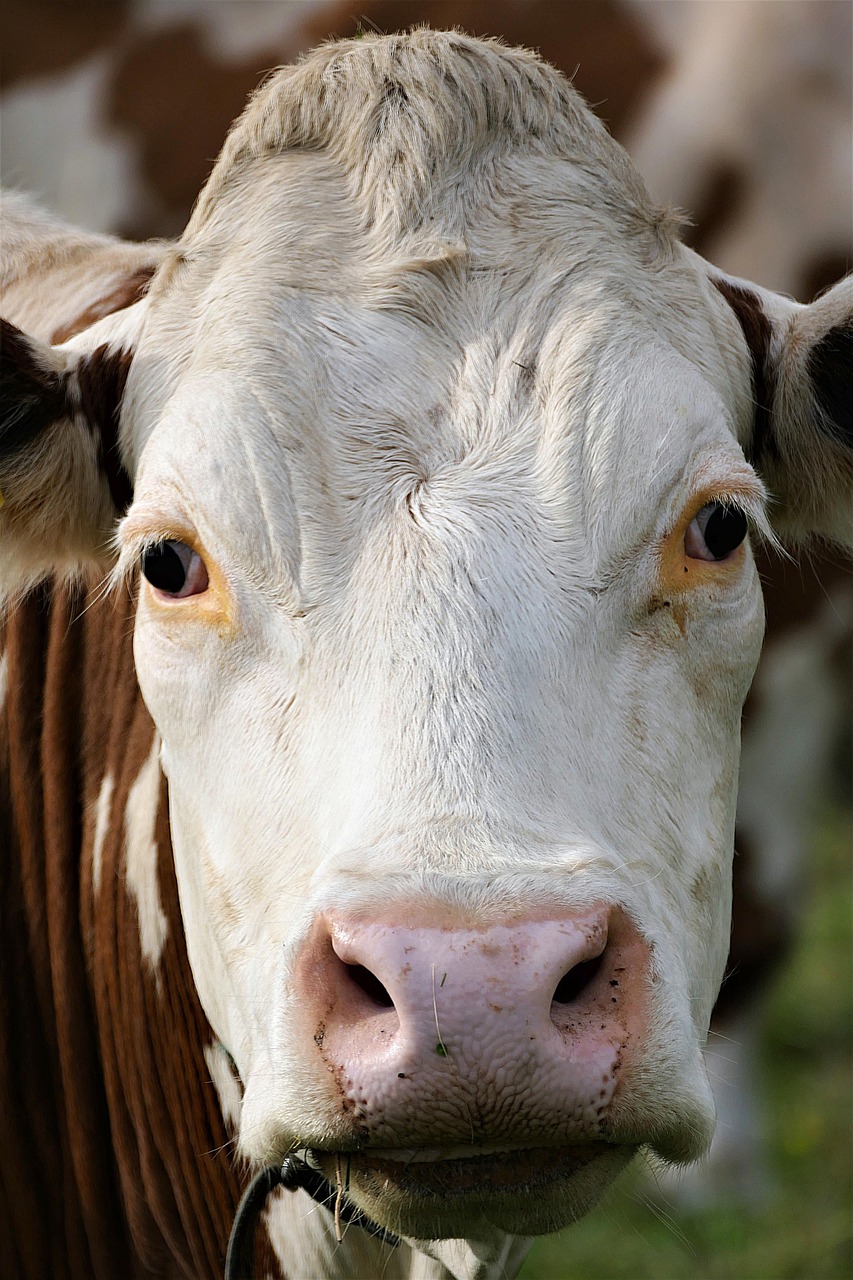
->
xmin=703 ymin=505 xmax=748 ymax=559
xmin=142 ymin=542 xmax=187 ymax=593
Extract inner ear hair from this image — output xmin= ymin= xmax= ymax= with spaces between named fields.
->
xmin=806 ymin=318 xmax=853 ymax=451
xmin=0 ymin=317 xmax=70 ymax=459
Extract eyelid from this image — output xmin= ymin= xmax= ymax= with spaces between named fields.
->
xmin=655 ymin=475 xmax=773 ymax=599
xmin=680 ymin=478 xmax=768 ymax=533
xmin=114 ymin=511 xmax=206 ymax=587
xmin=113 ymin=517 xmax=235 ymax=634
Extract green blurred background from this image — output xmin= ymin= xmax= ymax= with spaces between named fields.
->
xmin=520 ymin=810 xmax=852 ymax=1280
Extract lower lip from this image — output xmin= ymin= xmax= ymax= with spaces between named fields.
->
xmin=318 ymin=1144 xmax=604 ymax=1198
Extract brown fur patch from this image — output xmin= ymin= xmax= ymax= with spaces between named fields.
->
xmin=75 ymin=346 xmax=134 ymax=512
xmin=0 ymin=0 xmax=129 ymax=89
xmin=712 ymin=277 xmax=776 ymax=465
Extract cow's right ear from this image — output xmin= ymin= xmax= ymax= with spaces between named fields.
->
xmin=709 ymin=269 xmax=853 ymax=549
xmin=1 ymin=312 xmax=141 ymax=600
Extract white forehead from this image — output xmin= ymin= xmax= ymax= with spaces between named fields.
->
xmin=125 ymin=30 xmax=754 ymax=570
xmin=129 ymin=221 xmax=748 ymax=595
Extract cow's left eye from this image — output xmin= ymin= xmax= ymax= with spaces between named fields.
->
xmin=685 ymin=502 xmax=748 ymax=562
xmin=141 ymin=540 xmax=209 ymax=597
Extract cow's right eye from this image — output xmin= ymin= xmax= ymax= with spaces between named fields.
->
xmin=684 ymin=502 xmax=748 ymax=562
xmin=141 ymin=540 xmax=209 ymax=598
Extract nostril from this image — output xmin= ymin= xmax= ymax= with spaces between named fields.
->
xmin=551 ymin=953 xmax=604 ymax=1006
xmin=344 ymin=963 xmax=395 ymax=1009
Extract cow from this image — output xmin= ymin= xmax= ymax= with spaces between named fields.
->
xmin=3 ymin=2 xmax=850 ymax=1219
xmin=1 ymin=30 xmax=851 ymax=1280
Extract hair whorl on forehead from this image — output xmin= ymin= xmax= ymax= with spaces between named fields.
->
xmin=185 ymin=28 xmax=675 ymax=249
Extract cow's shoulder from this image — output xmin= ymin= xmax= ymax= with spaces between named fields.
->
xmin=0 ymin=580 xmax=253 ymax=1278
xmin=79 ymin=582 xmax=248 ymax=1275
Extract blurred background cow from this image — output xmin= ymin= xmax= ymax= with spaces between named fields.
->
xmin=2 ymin=2 xmax=850 ymax=1276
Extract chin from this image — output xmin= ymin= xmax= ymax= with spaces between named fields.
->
xmin=313 ymin=1142 xmax=638 ymax=1239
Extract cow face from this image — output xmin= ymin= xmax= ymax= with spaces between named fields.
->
xmin=2 ymin=32 xmax=851 ymax=1249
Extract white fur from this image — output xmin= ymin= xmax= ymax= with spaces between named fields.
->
xmin=124 ymin=732 xmax=168 ymax=970
xmin=91 ymin=771 xmax=114 ymax=899
xmin=203 ymin=1039 xmax=243 ymax=1134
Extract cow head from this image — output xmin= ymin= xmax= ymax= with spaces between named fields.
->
xmin=2 ymin=31 xmax=851 ymax=1256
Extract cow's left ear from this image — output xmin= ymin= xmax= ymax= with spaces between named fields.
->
xmin=0 ymin=306 xmax=144 ymax=600
xmin=711 ymin=270 xmax=852 ymax=548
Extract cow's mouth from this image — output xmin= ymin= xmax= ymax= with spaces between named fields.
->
xmin=345 ymin=1142 xmax=601 ymax=1195
xmin=311 ymin=1141 xmax=635 ymax=1237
